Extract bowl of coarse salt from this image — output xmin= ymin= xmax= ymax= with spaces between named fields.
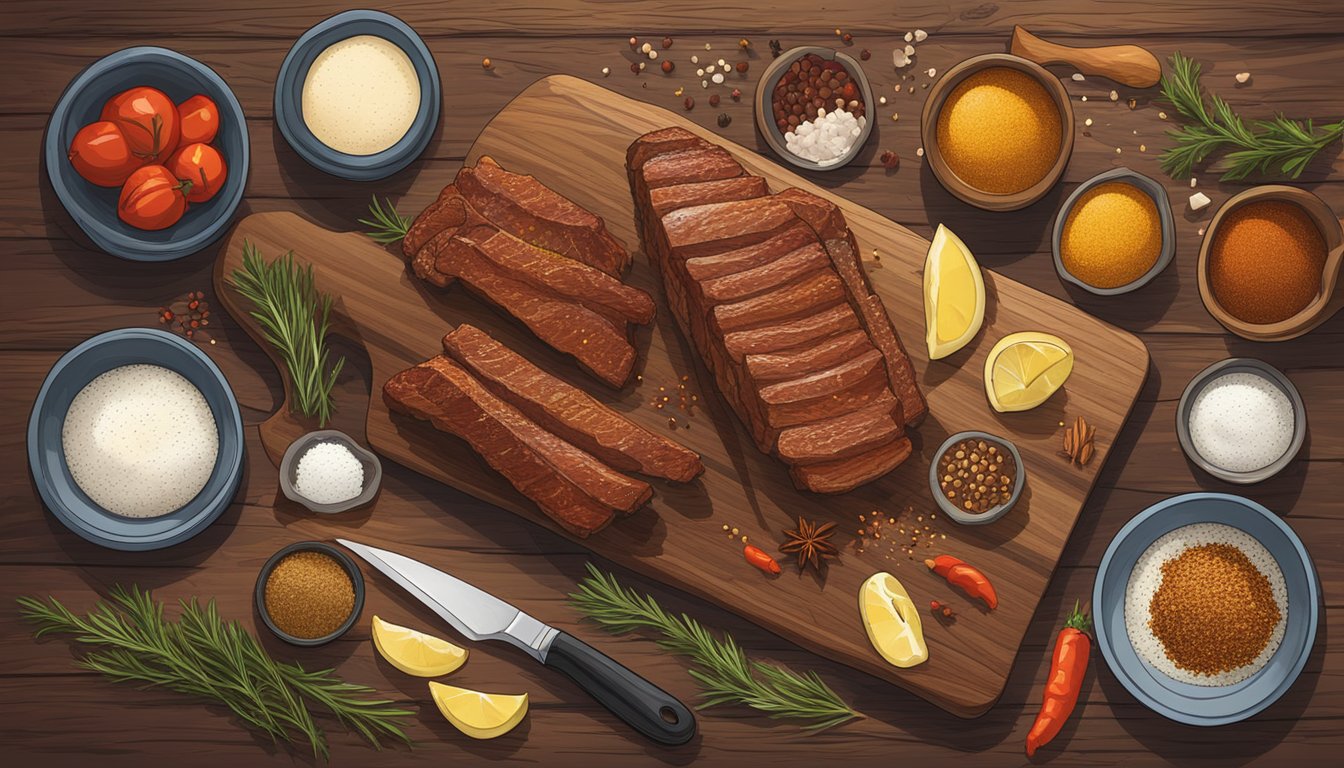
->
xmin=755 ymin=46 xmax=875 ymax=171
xmin=1176 ymin=358 xmax=1306 ymax=485
xmin=279 ymin=430 xmax=383 ymax=514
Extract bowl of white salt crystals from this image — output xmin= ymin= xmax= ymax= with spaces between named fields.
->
xmin=279 ymin=430 xmax=383 ymax=514
xmin=1176 ymin=358 xmax=1307 ymax=485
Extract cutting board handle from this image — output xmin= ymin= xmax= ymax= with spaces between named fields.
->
xmin=1010 ymin=26 xmax=1162 ymax=88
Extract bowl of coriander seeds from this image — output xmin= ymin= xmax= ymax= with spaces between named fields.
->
xmin=928 ymin=431 xmax=1026 ymax=526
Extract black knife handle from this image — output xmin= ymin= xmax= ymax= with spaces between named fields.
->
xmin=544 ymin=631 xmax=696 ymax=745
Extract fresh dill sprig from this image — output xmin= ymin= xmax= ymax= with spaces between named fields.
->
xmin=229 ymin=242 xmax=345 ymax=426
xmin=359 ymin=195 xmax=411 ymax=245
xmin=17 ymin=586 xmax=412 ymax=760
xmin=569 ymin=563 xmax=862 ymax=731
xmin=1159 ymin=52 xmax=1344 ymax=181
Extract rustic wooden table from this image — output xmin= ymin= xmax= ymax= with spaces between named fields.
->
xmin=2 ymin=2 xmax=1340 ymax=765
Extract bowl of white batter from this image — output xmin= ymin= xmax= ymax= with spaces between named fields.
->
xmin=275 ymin=10 xmax=440 ymax=180
xmin=27 ymin=328 xmax=244 ymax=550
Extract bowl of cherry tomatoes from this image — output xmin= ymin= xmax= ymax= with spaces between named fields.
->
xmin=44 ymin=46 xmax=249 ymax=261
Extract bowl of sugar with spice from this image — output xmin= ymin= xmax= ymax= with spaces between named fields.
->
xmin=279 ymin=430 xmax=382 ymax=514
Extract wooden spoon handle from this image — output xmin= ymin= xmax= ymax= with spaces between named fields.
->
xmin=1011 ymin=26 xmax=1162 ymax=88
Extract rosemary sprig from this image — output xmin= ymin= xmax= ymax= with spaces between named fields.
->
xmin=569 ymin=563 xmax=862 ymax=731
xmin=229 ymin=242 xmax=346 ymax=426
xmin=17 ymin=586 xmax=412 ymax=760
xmin=359 ymin=195 xmax=411 ymax=245
xmin=1159 ymin=52 xmax=1344 ymax=181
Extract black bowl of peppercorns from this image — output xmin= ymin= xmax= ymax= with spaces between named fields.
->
xmin=754 ymin=46 xmax=874 ymax=171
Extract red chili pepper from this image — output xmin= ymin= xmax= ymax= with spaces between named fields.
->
xmin=743 ymin=545 xmax=781 ymax=575
xmin=1026 ymin=602 xmax=1092 ymax=757
xmin=925 ymin=555 xmax=998 ymax=610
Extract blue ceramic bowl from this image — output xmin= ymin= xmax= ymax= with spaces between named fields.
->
xmin=27 ymin=328 xmax=245 ymax=551
xmin=43 ymin=47 xmax=249 ymax=262
xmin=1093 ymin=492 xmax=1319 ymax=726
xmin=274 ymin=10 xmax=440 ymax=180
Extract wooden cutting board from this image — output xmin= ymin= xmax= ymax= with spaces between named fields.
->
xmin=214 ymin=75 xmax=1147 ymax=718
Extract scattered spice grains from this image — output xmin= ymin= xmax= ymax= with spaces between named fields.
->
xmin=157 ymin=290 xmax=212 ymax=342
xmin=854 ymin=506 xmax=943 ymax=562
xmin=263 ymin=550 xmax=355 ymax=639
xmin=649 ymin=375 xmax=698 ymax=429
xmin=709 ymin=93 xmax=720 ymax=107
xmin=930 ymin=600 xmax=956 ymax=618
xmin=880 ymin=150 xmax=900 ymax=169
xmin=717 ymin=113 xmax=732 ymax=128
xmin=1060 ymin=416 xmax=1097 ymax=467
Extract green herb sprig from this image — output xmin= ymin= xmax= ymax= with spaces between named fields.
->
xmin=569 ymin=563 xmax=861 ymax=731
xmin=359 ymin=195 xmax=411 ymax=245
xmin=229 ymin=242 xmax=345 ymax=426
xmin=18 ymin=586 xmax=412 ymax=760
xmin=1159 ymin=52 xmax=1344 ymax=181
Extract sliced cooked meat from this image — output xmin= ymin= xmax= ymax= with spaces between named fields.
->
xmin=722 ymin=303 xmax=861 ymax=361
xmin=469 ymin=228 xmax=655 ymax=325
xmin=403 ymin=185 xmax=488 ymax=259
xmin=638 ymin=147 xmax=744 ymax=191
xmin=429 ymin=228 xmax=635 ymax=388
xmin=790 ymin=435 xmax=913 ymax=494
xmin=649 ymin=176 xmax=770 ymax=220
xmin=711 ymin=270 xmax=846 ymax=334
xmin=442 ymin=325 xmax=703 ymax=483
xmin=682 ymin=222 xmax=818 ymax=283
xmin=697 ymin=242 xmax=830 ymax=306
xmin=775 ymin=187 xmax=848 ymax=240
xmin=744 ymin=328 xmax=875 ymax=383
xmin=776 ymin=393 xmax=904 ymax=465
xmin=383 ymin=359 xmax=651 ymax=536
xmin=661 ymin=198 xmax=800 ymax=260
xmin=456 ymin=156 xmax=630 ymax=276
xmin=625 ymin=126 xmax=713 ymax=171
xmin=755 ymin=348 xmax=892 ymax=429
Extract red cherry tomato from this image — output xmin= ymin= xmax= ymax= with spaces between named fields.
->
xmin=101 ymin=86 xmax=180 ymax=163
xmin=177 ymin=94 xmax=220 ymax=145
xmin=118 ymin=165 xmax=187 ymax=230
xmin=68 ymin=121 xmax=140 ymax=187
xmin=167 ymin=143 xmax=227 ymax=203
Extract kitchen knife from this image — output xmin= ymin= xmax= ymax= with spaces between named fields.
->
xmin=337 ymin=539 xmax=696 ymax=745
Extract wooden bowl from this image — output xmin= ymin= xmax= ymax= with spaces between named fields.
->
xmin=1197 ymin=185 xmax=1344 ymax=341
xmin=920 ymin=53 xmax=1074 ymax=212
xmin=754 ymin=46 xmax=875 ymax=172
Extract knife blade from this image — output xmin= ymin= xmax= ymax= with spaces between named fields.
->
xmin=337 ymin=539 xmax=696 ymax=746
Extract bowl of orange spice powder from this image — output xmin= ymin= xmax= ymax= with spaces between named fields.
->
xmin=1052 ymin=168 xmax=1176 ymax=295
xmin=1198 ymin=186 xmax=1344 ymax=341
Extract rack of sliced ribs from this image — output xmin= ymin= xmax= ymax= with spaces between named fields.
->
xmin=384 ymin=324 xmax=703 ymax=538
xmin=400 ymin=156 xmax=653 ymax=388
xmin=627 ymin=127 xmax=926 ymax=494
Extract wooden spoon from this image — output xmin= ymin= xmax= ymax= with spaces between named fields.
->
xmin=1010 ymin=26 xmax=1161 ymax=88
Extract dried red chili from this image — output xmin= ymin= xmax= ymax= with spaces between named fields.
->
xmin=926 ymin=555 xmax=998 ymax=610
xmin=744 ymin=545 xmax=781 ymax=575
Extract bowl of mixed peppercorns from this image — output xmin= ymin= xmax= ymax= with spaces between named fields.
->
xmin=928 ymin=431 xmax=1026 ymax=525
xmin=754 ymin=46 xmax=873 ymax=171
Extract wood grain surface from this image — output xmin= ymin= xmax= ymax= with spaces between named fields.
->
xmin=212 ymin=73 xmax=1146 ymax=718
xmin=2 ymin=2 xmax=1341 ymax=766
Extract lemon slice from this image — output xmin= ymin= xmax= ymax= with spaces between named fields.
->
xmin=859 ymin=572 xmax=927 ymax=668
xmin=429 ymin=682 xmax=529 ymax=739
xmin=923 ymin=224 xmax=986 ymax=359
xmin=372 ymin=616 xmax=468 ymax=677
xmin=984 ymin=332 xmax=1074 ymax=412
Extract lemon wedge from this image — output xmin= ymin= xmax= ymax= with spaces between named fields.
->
xmin=859 ymin=572 xmax=927 ymax=668
xmin=429 ymin=682 xmax=529 ymax=740
xmin=923 ymin=224 xmax=986 ymax=359
xmin=372 ymin=616 xmax=468 ymax=677
xmin=984 ymin=332 xmax=1074 ymax=412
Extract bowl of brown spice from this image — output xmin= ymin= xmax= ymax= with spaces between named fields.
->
xmin=1052 ymin=167 xmax=1176 ymax=295
xmin=256 ymin=541 xmax=365 ymax=646
xmin=1198 ymin=185 xmax=1344 ymax=341
xmin=928 ymin=431 xmax=1025 ymax=526
xmin=921 ymin=54 xmax=1074 ymax=211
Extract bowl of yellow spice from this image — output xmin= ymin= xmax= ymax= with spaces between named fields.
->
xmin=1053 ymin=168 xmax=1176 ymax=295
xmin=922 ymin=54 xmax=1073 ymax=211
xmin=256 ymin=541 xmax=365 ymax=646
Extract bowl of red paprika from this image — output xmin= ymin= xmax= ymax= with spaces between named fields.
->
xmin=43 ymin=46 xmax=249 ymax=261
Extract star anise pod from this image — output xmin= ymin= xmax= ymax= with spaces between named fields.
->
xmin=779 ymin=516 xmax=839 ymax=574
